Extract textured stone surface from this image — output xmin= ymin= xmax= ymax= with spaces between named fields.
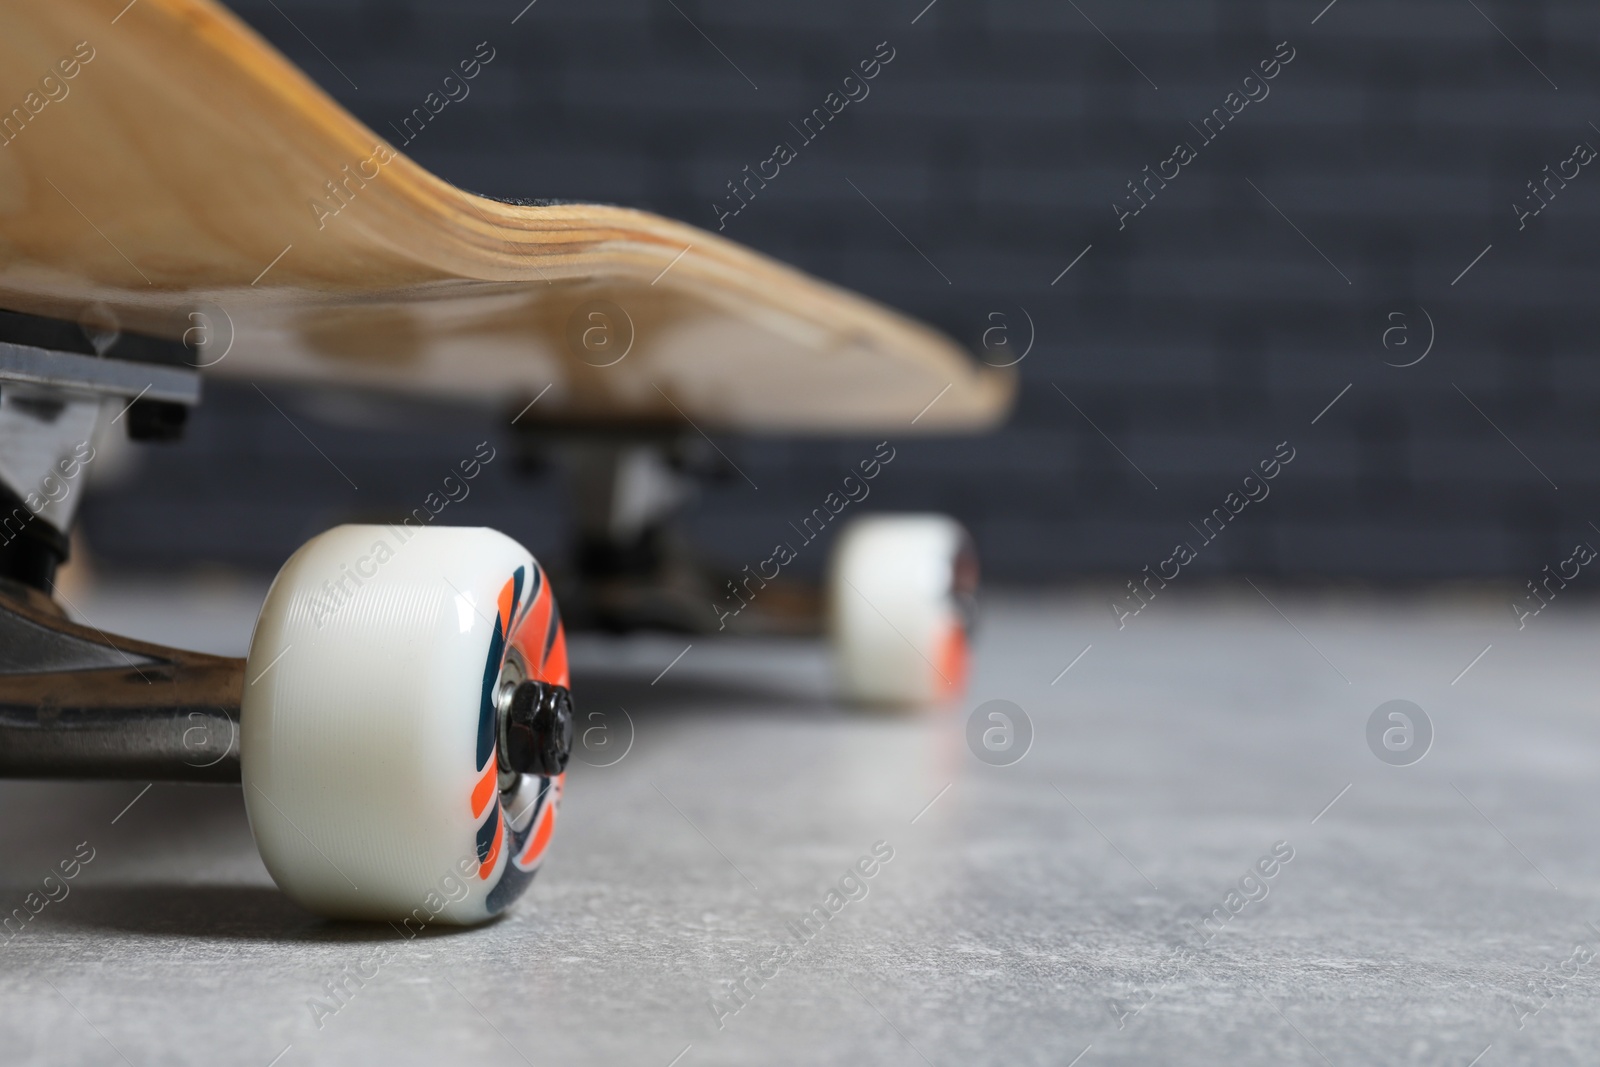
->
xmin=2 ymin=583 xmax=1597 ymax=1065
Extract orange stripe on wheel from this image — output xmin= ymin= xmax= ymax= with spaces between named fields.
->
xmin=936 ymin=623 xmax=970 ymax=696
xmin=541 ymin=627 xmax=570 ymax=689
xmin=518 ymin=799 xmax=557 ymax=868
xmin=478 ymin=812 xmax=505 ymax=880
xmin=520 ymin=585 xmax=551 ymax=664
xmin=471 ymin=761 xmax=499 ymax=818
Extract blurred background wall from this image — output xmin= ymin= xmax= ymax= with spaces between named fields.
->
xmin=81 ymin=0 xmax=1599 ymax=582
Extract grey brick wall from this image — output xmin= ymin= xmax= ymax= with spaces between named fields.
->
xmin=82 ymin=0 xmax=1600 ymax=581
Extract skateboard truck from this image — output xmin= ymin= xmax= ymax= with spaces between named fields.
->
xmin=0 ymin=309 xmax=242 ymax=779
xmin=0 ymin=307 xmax=576 ymax=786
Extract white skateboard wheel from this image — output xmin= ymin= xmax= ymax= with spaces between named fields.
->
xmin=241 ymin=525 xmax=568 ymax=925
xmin=826 ymin=514 xmax=977 ymax=707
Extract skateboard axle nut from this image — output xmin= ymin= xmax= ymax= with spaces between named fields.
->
xmin=498 ymin=679 xmax=574 ymax=777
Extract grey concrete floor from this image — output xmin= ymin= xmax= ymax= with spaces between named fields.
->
xmin=3 ymin=579 xmax=1599 ymax=1066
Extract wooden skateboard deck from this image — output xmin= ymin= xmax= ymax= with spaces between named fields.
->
xmin=0 ymin=0 xmax=1013 ymax=433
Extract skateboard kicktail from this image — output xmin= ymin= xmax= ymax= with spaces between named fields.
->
xmin=0 ymin=0 xmax=1011 ymax=922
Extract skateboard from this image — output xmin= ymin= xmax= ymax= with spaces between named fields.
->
xmin=0 ymin=0 xmax=1007 ymax=924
